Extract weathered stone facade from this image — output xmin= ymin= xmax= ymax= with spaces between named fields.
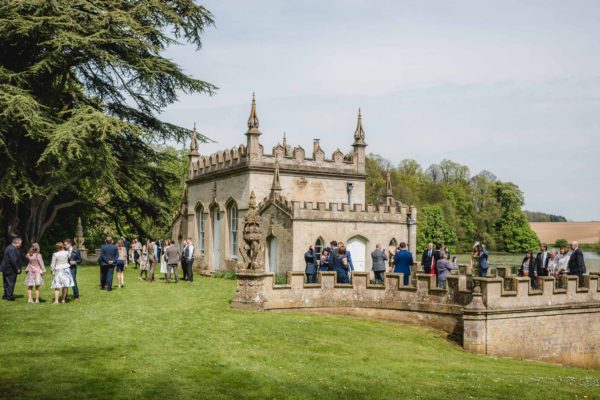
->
xmin=232 ymin=267 xmax=600 ymax=369
xmin=172 ymin=95 xmax=417 ymax=273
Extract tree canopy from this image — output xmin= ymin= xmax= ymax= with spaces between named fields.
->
xmin=366 ymin=155 xmax=540 ymax=253
xmin=0 ymin=0 xmax=215 ymax=245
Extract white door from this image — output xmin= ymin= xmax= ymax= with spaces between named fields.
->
xmin=347 ymin=237 xmax=367 ymax=271
xmin=268 ymin=237 xmax=278 ymax=273
xmin=212 ymin=208 xmax=221 ymax=270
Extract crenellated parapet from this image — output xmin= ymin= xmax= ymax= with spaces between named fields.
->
xmin=187 ymin=95 xmax=368 ymax=182
xmin=258 ymin=192 xmax=415 ymax=224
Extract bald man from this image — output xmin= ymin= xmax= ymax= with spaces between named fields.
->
xmin=567 ymin=241 xmax=586 ymax=281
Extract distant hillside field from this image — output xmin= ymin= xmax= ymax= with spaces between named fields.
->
xmin=530 ymin=222 xmax=600 ymax=244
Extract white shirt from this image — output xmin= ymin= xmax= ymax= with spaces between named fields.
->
xmin=184 ymin=244 xmax=195 ymax=259
xmin=557 ymin=254 xmax=570 ymax=274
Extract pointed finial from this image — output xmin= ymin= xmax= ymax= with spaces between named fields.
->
xmin=385 ymin=165 xmax=393 ymax=197
xmin=190 ymin=123 xmax=198 ymax=152
xmin=271 ymin=161 xmax=282 ymax=193
xmin=282 ymin=132 xmax=287 ymax=156
xmin=353 ymin=107 xmax=366 ymax=145
xmin=247 ymin=92 xmax=260 ymax=133
xmin=248 ymin=191 xmax=257 ymax=209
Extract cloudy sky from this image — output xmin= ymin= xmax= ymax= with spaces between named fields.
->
xmin=163 ymin=0 xmax=600 ymax=221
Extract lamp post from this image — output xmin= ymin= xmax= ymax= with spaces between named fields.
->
xmin=407 ymin=215 xmax=414 ymax=256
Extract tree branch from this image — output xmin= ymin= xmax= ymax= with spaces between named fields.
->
xmin=39 ymin=199 xmax=86 ymax=239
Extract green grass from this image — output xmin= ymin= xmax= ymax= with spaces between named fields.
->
xmin=1 ymin=266 xmax=598 ymax=400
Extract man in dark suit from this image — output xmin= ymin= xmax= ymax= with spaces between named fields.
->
xmin=181 ymin=238 xmax=195 ymax=282
xmin=421 ymin=243 xmax=433 ymax=274
xmin=1 ymin=238 xmax=23 ymax=301
xmin=98 ymin=237 xmax=118 ymax=291
xmin=304 ymin=245 xmax=317 ymax=283
xmin=535 ymin=243 xmax=550 ymax=277
xmin=567 ymin=241 xmax=586 ymax=283
xmin=64 ymin=238 xmax=82 ymax=300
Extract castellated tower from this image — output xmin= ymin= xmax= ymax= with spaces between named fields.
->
xmin=172 ymin=94 xmax=417 ymax=275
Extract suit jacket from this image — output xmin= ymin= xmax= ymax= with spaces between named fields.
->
xmin=304 ymin=250 xmax=316 ymax=274
xmin=164 ymin=245 xmax=181 ymax=265
xmin=393 ymin=250 xmax=414 ymax=273
xmin=421 ymin=249 xmax=433 ymax=269
xmin=67 ymin=247 xmax=82 ymax=267
xmin=99 ymin=244 xmax=118 ymax=267
xmin=0 ymin=244 xmax=23 ymax=274
xmin=371 ymin=249 xmax=388 ymax=272
xmin=567 ymin=248 xmax=586 ymax=275
xmin=535 ymin=251 xmax=550 ymax=276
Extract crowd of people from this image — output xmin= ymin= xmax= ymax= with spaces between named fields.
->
xmin=0 ymin=235 xmax=197 ymax=303
xmin=1 ymin=235 xmax=592 ymax=303
xmin=98 ymin=236 xmax=196 ymax=290
xmin=518 ymin=241 xmax=587 ymax=288
xmin=303 ymin=239 xmax=589 ymax=289
xmin=304 ymin=240 xmax=415 ymax=286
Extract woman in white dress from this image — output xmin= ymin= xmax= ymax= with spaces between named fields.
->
xmin=50 ymin=242 xmax=74 ymax=304
xmin=159 ymin=239 xmax=169 ymax=277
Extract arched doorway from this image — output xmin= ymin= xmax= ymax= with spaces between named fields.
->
xmin=211 ymin=206 xmax=221 ymax=270
xmin=347 ymin=236 xmax=367 ymax=271
xmin=267 ymin=236 xmax=278 ymax=273
xmin=315 ymin=237 xmax=325 ymax=266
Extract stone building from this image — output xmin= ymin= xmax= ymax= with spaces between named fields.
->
xmin=171 ymin=94 xmax=417 ymax=273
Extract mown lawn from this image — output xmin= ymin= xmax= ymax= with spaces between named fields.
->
xmin=0 ymin=266 xmax=598 ymax=400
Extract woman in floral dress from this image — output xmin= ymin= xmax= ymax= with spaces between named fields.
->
xmin=51 ymin=242 xmax=74 ymax=304
xmin=24 ymin=243 xmax=46 ymax=303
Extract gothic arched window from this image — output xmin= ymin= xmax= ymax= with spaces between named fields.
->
xmin=228 ymin=203 xmax=239 ymax=258
xmin=196 ymin=205 xmax=205 ymax=255
xmin=315 ymin=237 xmax=325 ymax=263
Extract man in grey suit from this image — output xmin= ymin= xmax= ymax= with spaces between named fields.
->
xmin=371 ymin=243 xmax=388 ymax=284
xmin=164 ymin=242 xmax=180 ymax=283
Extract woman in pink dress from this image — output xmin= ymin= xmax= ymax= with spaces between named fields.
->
xmin=24 ymin=243 xmax=46 ymax=303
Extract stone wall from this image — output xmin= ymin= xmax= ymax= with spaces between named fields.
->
xmin=232 ymin=269 xmax=600 ymax=369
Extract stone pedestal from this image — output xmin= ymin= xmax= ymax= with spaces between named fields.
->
xmin=231 ymin=270 xmax=269 ymax=310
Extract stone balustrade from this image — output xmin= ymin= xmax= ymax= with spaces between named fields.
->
xmin=232 ymin=269 xmax=600 ymax=369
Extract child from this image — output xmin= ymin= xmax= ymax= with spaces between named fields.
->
xmin=139 ymin=244 xmax=149 ymax=280
xmin=25 ymin=243 xmax=46 ymax=303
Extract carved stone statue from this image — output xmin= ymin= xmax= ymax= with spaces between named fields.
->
xmin=74 ymin=217 xmax=86 ymax=250
xmin=238 ymin=191 xmax=264 ymax=271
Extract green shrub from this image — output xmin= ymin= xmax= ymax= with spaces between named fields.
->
xmin=211 ymin=271 xmax=237 ymax=280
xmin=554 ymin=239 xmax=569 ymax=248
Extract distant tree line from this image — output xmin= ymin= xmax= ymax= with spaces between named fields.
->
xmin=366 ymin=155 xmax=540 ymax=253
xmin=524 ymin=211 xmax=567 ymax=223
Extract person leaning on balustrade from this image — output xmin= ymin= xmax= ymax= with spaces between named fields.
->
xmin=555 ymin=247 xmax=570 ymax=278
xmin=436 ymin=252 xmax=457 ymax=289
xmin=519 ymin=250 xmax=536 ymax=288
xmin=370 ymin=244 xmax=388 ymax=285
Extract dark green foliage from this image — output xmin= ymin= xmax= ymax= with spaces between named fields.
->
xmin=525 ymin=211 xmax=568 ymax=222
xmin=416 ymin=206 xmax=457 ymax=253
xmin=367 ymin=154 xmax=540 ymax=252
xmin=0 ymin=0 xmax=215 ymax=245
xmin=554 ymin=239 xmax=569 ymax=249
